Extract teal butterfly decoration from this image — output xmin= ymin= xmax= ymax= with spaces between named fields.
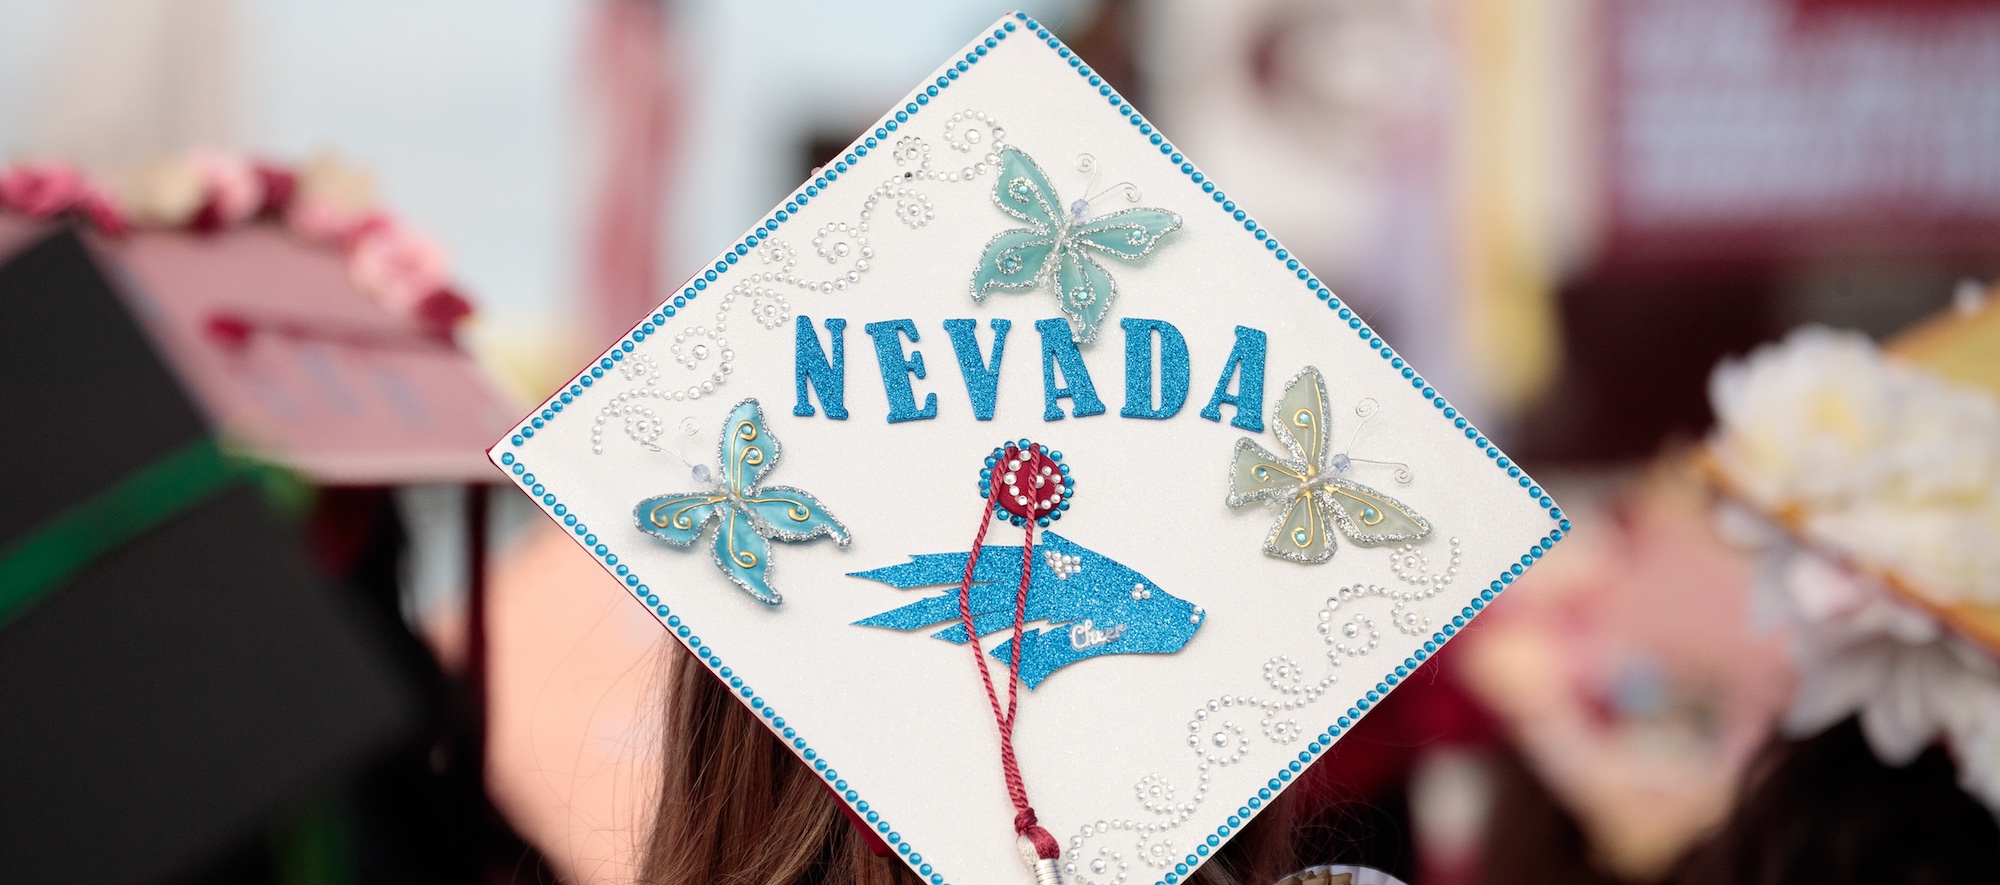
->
xmin=969 ymin=146 xmax=1182 ymax=344
xmin=1225 ymin=367 xmax=1430 ymax=563
xmin=634 ymin=399 xmax=849 ymax=604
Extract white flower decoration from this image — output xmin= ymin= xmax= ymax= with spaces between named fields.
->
xmin=1710 ymin=326 xmax=2000 ymax=604
xmin=1729 ymin=524 xmax=2000 ymax=812
xmin=1708 ymin=324 xmax=2000 ymax=814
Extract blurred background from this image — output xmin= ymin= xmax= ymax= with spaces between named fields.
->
xmin=2 ymin=0 xmax=1998 ymax=883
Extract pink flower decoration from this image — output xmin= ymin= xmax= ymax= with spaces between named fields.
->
xmin=186 ymin=150 xmax=265 ymax=231
xmin=255 ymin=165 xmax=297 ymax=217
xmin=0 ymin=155 xmax=466 ymax=326
xmin=415 ymin=288 xmax=474 ymax=338
xmin=0 ymin=164 xmax=83 ymax=216
xmin=0 ymin=163 xmax=127 ymax=234
xmin=289 ymin=196 xmax=376 ymax=246
xmin=284 ymin=155 xmax=379 ymax=245
xmin=348 ymin=221 xmax=453 ymax=318
xmin=75 ymin=194 xmax=128 ymax=236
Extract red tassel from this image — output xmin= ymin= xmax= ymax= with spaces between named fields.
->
xmin=957 ymin=441 xmax=1069 ymax=871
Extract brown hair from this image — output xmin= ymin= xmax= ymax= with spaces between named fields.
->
xmin=1672 ymin=717 xmax=2000 ymax=885
xmin=638 ymin=640 xmax=1304 ymax=885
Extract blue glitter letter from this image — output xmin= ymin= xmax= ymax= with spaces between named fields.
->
xmin=795 ymin=316 xmax=848 ymax=419
xmin=1200 ymin=325 xmax=1266 ymax=431
xmin=864 ymin=319 xmax=938 ymax=423
xmin=1036 ymin=318 xmax=1106 ymax=421
xmin=1119 ymin=318 xmax=1189 ymax=420
xmin=943 ymin=318 xmax=1010 ymax=421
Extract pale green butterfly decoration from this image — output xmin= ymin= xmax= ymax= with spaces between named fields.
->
xmin=969 ymin=146 xmax=1183 ymax=344
xmin=1225 ymin=367 xmax=1431 ymax=564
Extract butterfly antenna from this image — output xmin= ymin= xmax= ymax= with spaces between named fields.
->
xmin=1344 ymin=398 xmax=1381 ymax=455
xmin=662 ymin=420 xmax=721 ymax=486
xmin=1345 ymin=457 xmax=1414 ymax=485
xmin=1084 ymin=181 xmax=1141 ymax=205
xmin=1074 ymin=153 xmax=1103 ymax=195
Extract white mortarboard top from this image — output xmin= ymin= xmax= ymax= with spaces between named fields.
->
xmin=489 ymin=14 xmax=1567 ymax=885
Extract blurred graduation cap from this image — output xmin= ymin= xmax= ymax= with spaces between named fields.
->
xmin=1883 ymin=283 xmax=2000 ymax=652
xmin=0 ymin=223 xmax=450 ymax=884
xmin=107 ymin=225 xmax=517 ymax=485
xmin=488 ymin=14 xmax=1566 ymax=885
xmin=0 ymin=213 xmax=38 ymax=261
xmin=1703 ymin=284 xmax=2000 ymax=655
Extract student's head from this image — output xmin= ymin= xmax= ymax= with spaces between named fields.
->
xmin=1675 ymin=718 xmax=2000 ymax=885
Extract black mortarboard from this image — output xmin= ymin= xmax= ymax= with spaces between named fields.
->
xmin=0 ymin=227 xmax=422 ymax=884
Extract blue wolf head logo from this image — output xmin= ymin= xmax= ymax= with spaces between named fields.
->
xmin=850 ymin=532 xmax=1204 ymax=689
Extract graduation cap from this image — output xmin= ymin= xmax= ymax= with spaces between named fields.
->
xmin=1704 ymin=291 xmax=2000 ymax=665
xmin=106 ymin=224 xmax=516 ymax=484
xmin=490 ymin=14 xmax=1566 ymax=885
xmin=0 ymin=226 xmax=426 ymax=884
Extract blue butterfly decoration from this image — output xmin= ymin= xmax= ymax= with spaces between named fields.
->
xmin=633 ymin=399 xmax=849 ymax=605
xmin=969 ymin=146 xmax=1183 ymax=344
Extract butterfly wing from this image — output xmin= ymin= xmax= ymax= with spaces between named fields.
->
xmin=991 ymin=147 xmax=1064 ymax=231
xmin=739 ymin=485 xmax=849 ymax=545
xmin=969 ymin=228 xmax=1057 ymax=300
xmin=1263 ymin=490 xmax=1337 ymax=563
xmin=1272 ymin=366 xmax=1333 ymax=469
xmin=1226 ymin=438 xmax=1309 ymax=508
xmin=1071 ymin=207 xmax=1182 ymax=261
xmin=633 ymin=493 xmax=722 ymax=546
xmin=1053 ymin=246 xmax=1117 ymax=344
xmin=711 ymin=506 xmax=780 ymax=604
xmin=1319 ymin=479 xmax=1431 ymax=546
xmin=718 ymin=399 xmax=778 ymax=492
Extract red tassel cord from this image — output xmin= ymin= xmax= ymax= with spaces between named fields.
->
xmin=956 ymin=441 xmax=1070 ymax=874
